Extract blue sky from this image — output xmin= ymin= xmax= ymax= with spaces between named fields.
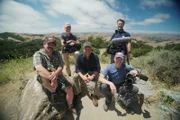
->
xmin=0 ymin=0 xmax=180 ymax=34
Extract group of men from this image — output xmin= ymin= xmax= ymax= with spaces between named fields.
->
xmin=33 ymin=19 xmax=141 ymax=115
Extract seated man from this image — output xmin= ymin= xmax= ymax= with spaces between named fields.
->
xmin=73 ymin=41 xmax=101 ymax=107
xmin=33 ymin=36 xmax=76 ymax=114
xmin=99 ymin=52 xmax=140 ymax=112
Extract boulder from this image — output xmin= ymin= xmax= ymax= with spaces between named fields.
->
xmin=18 ymin=76 xmax=68 ymax=120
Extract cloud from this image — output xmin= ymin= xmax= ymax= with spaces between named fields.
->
xmin=42 ymin=0 xmax=128 ymax=32
xmin=129 ymin=13 xmax=170 ymax=26
xmin=0 ymin=0 xmax=58 ymax=33
xmin=140 ymin=0 xmax=173 ymax=8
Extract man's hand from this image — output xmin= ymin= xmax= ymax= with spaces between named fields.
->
xmin=109 ymin=82 xmax=117 ymax=94
xmin=49 ymin=72 xmax=57 ymax=82
xmin=87 ymin=75 xmax=94 ymax=82
xmin=129 ymin=69 xmax=138 ymax=76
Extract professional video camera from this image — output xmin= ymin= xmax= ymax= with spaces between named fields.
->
xmin=62 ymin=41 xmax=81 ymax=53
xmin=106 ymin=37 xmax=131 ymax=55
xmin=124 ymin=73 xmax=148 ymax=86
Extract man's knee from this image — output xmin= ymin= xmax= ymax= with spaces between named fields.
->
xmin=86 ymin=81 xmax=96 ymax=90
xmin=100 ymin=84 xmax=110 ymax=92
xmin=64 ymin=86 xmax=73 ymax=93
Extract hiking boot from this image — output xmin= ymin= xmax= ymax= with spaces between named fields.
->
xmin=91 ymin=95 xmax=98 ymax=107
xmin=69 ymin=107 xmax=77 ymax=115
xmin=103 ymin=100 xmax=111 ymax=112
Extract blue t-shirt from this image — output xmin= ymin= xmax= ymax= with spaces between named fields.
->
xmin=102 ymin=63 xmax=134 ymax=84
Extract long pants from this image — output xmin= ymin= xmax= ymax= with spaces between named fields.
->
xmin=100 ymin=83 xmax=138 ymax=103
xmin=62 ymin=52 xmax=78 ymax=75
xmin=72 ymin=72 xmax=100 ymax=96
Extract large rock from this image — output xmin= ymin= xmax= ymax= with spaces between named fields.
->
xmin=18 ymin=76 xmax=67 ymax=120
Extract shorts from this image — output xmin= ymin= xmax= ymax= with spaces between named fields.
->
xmin=57 ymin=74 xmax=71 ymax=89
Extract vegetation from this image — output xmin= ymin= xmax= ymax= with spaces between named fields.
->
xmin=131 ymin=50 xmax=180 ymax=88
xmin=0 ymin=57 xmax=33 ymax=84
xmin=1 ymin=32 xmax=180 ymax=89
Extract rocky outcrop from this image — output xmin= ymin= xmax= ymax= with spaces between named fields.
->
xmin=18 ymin=76 xmax=68 ymax=120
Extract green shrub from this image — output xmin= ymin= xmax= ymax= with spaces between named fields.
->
xmin=131 ymin=41 xmax=153 ymax=57
xmin=131 ymin=50 xmax=180 ymax=87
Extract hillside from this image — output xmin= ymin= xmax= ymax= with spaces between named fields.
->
xmin=0 ymin=32 xmax=180 ymax=47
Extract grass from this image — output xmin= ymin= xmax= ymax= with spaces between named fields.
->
xmin=0 ymin=57 xmax=33 ymax=84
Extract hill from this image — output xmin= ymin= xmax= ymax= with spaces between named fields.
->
xmin=0 ymin=32 xmax=180 ymax=47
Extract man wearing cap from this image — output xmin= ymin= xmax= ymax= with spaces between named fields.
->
xmin=99 ymin=52 xmax=140 ymax=112
xmin=33 ymin=36 xmax=77 ymax=114
xmin=73 ymin=41 xmax=101 ymax=107
xmin=60 ymin=23 xmax=80 ymax=77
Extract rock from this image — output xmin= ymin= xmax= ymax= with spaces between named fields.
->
xmin=18 ymin=76 xmax=67 ymax=120
xmin=134 ymin=77 xmax=154 ymax=97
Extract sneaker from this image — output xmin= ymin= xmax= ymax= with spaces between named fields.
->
xmin=91 ymin=95 xmax=98 ymax=107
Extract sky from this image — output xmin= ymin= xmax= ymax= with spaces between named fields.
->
xmin=0 ymin=0 xmax=180 ymax=34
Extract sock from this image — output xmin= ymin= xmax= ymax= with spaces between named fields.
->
xmin=51 ymin=89 xmax=56 ymax=94
xmin=68 ymin=102 xmax=73 ymax=108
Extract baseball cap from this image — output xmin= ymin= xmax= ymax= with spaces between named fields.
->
xmin=83 ymin=41 xmax=92 ymax=48
xmin=114 ymin=52 xmax=124 ymax=59
xmin=43 ymin=37 xmax=56 ymax=46
xmin=64 ymin=23 xmax=71 ymax=28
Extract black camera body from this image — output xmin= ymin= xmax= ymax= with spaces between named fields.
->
xmin=124 ymin=73 xmax=148 ymax=85
xmin=62 ymin=41 xmax=81 ymax=53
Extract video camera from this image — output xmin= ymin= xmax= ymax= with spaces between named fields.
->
xmin=124 ymin=73 xmax=148 ymax=85
xmin=62 ymin=41 xmax=81 ymax=53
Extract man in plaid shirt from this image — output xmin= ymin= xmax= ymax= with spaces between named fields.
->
xmin=33 ymin=36 xmax=77 ymax=114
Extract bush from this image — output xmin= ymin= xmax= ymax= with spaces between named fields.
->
xmin=131 ymin=41 xmax=153 ymax=57
xmin=131 ymin=50 xmax=180 ymax=87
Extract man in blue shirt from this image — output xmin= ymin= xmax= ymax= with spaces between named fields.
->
xmin=99 ymin=52 xmax=139 ymax=112
xmin=110 ymin=19 xmax=131 ymax=63
xmin=60 ymin=23 xmax=80 ymax=76
xmin=73 ymin=41 xmax=101 ymax=107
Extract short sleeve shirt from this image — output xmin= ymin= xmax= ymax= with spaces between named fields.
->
xmin=33 ymin=49 xmax=64 ymax=72
xmin=102 ymin=63 xmax=134 ymax=84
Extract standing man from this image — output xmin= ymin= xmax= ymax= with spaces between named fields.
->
xmin=33 ymin=37 xmax=76 ymax=113
xmin=99 ymin=52 xmax=140 ymax=112
xmin=110 ymin=19 xmax=131 ymax=63
xmin=60 ymin=23 xmax=80 ymax=76
xmin=73 ymin=41 xmax=101 ymax=107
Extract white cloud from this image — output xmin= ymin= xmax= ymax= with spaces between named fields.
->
xmin=42 ymin=0 xmax=128 ymax=32
xmin=0 ymin=0 xmax=58 ymax=33
xmin=0 ymin=0 xmax=128 ymax=33
xmin=140 ymin=0 xmax=173 ymax=8
xmin=129 ymin=13 xmax=170 ymax=26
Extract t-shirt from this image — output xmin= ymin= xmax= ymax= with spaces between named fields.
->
xmin=102 ymin=63 xmax=134 ymax=84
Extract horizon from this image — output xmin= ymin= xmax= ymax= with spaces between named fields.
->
xmin=0 ymin=0 xmax=180 ymax=34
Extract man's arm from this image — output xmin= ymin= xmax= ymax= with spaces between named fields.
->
xmin=35 ymin=65 xmax=51 ymax=79
xmin=99 ymin=74 xmax=116 ymax=94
